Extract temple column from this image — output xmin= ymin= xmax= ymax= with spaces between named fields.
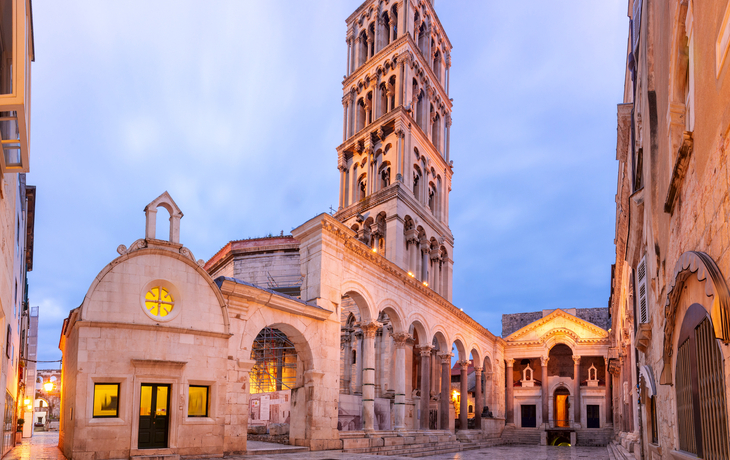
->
xmin=484 ymin=372 xmax=491 ymax=411
xmin=346 ymin=36 xmax=352 ymax=75
xmin=355 ymin=333 xmax=363 ymax=393
xmin=420 ymin=242 xmax=429 ymax=283
xmin=605 ymin=357 xmax=611 ymax=425
xmin=445 ymin=114 xmax=451 ymax=163
xmin=419 ymin=346 xmax=433 ymax=430
xmin=397 ymin=56 xmax=405 ymax=107
xmin=573 ymin=355 xmax=581 ymax=427
xmin=348 ymin=91 xmax=356 ymax=139
xmin=392 ymin=333 xmax=409 ymax=431
xmin=338 ymin=166 xmax=347 ymax=209
xmin=458 ymin=360 xmax=469 ymax=431
xmin=361 ymin=322 xmax=380 ymax=432
xmin=439 ymin=353 xmax=451 ymax=430
xmin=541 ymin=356 xmax=549 ymax=427
xmin=506 ymin=359 xmax=514 ymax=425
xmin=408 ymin=237 xmax=418 ymax=275
xmin=474 ymin=367 xmax=483 ymax=430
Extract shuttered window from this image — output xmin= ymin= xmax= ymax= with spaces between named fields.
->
xmin=637 ymin=257 xmax=648 ymax=324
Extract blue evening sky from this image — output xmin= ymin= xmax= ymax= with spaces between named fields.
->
xmin=28 ymin=1 xmax=627 ymax=364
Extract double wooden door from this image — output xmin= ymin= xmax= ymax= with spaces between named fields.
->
xmin=138 ymin=384 xmax=170 ymax=449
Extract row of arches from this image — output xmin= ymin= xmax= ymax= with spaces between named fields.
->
xmin=403 ymin=215 xmax=448 ymax=296
xmin=347 ymin=4 xmax=400 ymax=75
xmin=338 ymin=285 xmax=496 ymax=432
xmin=411 ymin=79 xmax=448 ymax=155
xmin=341 ymin=143 xmax=393 ymax=208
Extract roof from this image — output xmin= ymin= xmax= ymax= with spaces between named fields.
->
xmin=213 ymin=276 xmax=321 ymax=310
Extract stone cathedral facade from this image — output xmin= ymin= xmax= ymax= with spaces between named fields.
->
xmin=57 ymin=1 xmax=614 ymax=459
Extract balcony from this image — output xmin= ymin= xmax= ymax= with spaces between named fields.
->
xmin=0 ymin=0 xmax=33 ymax=174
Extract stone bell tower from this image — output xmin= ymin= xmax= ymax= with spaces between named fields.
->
xmin=334 ymin=0 xmax=454 ymax=301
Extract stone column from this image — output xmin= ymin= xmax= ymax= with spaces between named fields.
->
xmin=458 ymin=360 xmax=469 ymax=431
xmin=348 ymin=91 xmax=356 ymax=140
xmin=395 ymin=128 xmax=404 ymax=182
xmin=362 ymin=322 xmax=380 ymax=432
xmin=573 ymin=355 xmax=581 ymax=427
xmin=505 ymin=359 xmax=514 ymax=425
xmin=605 ymin=357 xmax=611 ymax=424
xmin=420 ymin=241 xmax=429 ymax=283
xmin=540 ymin=356 xmax=549 ymax=427
xmin=484 ymin=372 xmax=491 ymax=411
xmin=397 ymin=57 xmax=405 ymax=107
xmin=407 ymin=235 xmax=418 ymax=275
xmin=346 ymin=36 xmax=352 ymax=76
xmin=392 ymin=333 xmax=409 ymax=431
xmin=474 ymin=367 xmax=483 ymax=429
xmin=439 ymin=353 xmax=452 ymax=430
xmin=419 ymin=346 xmax=433 ymax=430
xmin=355 ymin=333 xmax=363 ymax=393
xmin=341 ymin=334 xmax=352 ymax=393
xmin=445 ymin=114 xmax=451 ymax=163
xmin=338 ymin=166 xmax=347 ymax=209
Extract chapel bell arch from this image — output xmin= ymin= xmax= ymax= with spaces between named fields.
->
xmin=144 ymin=191 xmax=183 ymax=243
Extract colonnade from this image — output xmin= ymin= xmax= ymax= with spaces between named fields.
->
xmin=342 ymin=320 xmax=490 ymax=433
xmin=404 ymin=229 xmax=448 ymax=296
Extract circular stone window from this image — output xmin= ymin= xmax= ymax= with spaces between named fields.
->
xmin=140 ymin=279 xmax=182 ymax=322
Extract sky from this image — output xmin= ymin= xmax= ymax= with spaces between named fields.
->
xmin=28 ymin=1 xmax=629 ymax=364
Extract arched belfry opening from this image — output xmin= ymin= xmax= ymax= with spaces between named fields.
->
xmin=144 ymin=191 xmax=183 ymax=243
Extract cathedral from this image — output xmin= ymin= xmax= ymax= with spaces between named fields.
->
xmin=55 ymin=1 xmax=623 ymax=459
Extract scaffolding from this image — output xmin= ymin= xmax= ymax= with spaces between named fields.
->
xmin=250 ymin=328 xmax=297 ymax=394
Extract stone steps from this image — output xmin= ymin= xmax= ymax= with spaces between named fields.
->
xmin=499 ymin=427 xmax=541 ymax=445
xmin=576 ymin=428 xmax=613 ymax=446
xmin=345 ymin=441 xmax=463 ymax=457
xmin=608 ymin=441 xmax=634 ymax=460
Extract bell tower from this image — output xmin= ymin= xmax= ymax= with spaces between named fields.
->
xmin=334 ymin=0 xmax=454 ymax=301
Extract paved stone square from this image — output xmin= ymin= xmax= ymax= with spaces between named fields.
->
xmin=217 ymin=445 xmax=610 ymax=460
xmin=4 ymin=432 xmax=67 ymax=460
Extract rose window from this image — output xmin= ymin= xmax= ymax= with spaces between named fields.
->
xmin=144 ymin=287 xmax=175 ymax=318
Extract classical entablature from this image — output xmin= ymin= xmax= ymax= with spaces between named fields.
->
xmin=503 ymin=309 xmax=609 ymax=348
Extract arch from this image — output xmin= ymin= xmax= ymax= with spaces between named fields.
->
xmin=451 ymin=336 xmax=467 ymax=362
xmin=661 ymin=251 xmax=730 ymax=384
xmin=144 ymin=191 xmax=183 ymax=243
xmin=408 ymin=320 xmax=429 ymax=346
xmin=543 ymin=330 xmax=578 ymax=351
xmin=430 ymin=328 xmax=449 ymax=352
xmin=483 ymin=355 xmax=493 ymax=373
xmin=341 ymin=282 xmax=377 ymax=323
xmin=375 ymin=299 xmax=405 ymax=334
xmin=468 ymin=345 xmax=482 ymax=366
xmin=549 ymin=380 xmax=572 ymax=397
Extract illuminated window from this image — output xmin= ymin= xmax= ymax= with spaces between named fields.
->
xmin=93 ymin=384 xmax=119 ymax=418
xmin=144 ymin=287 xmax=175 ymax=318
xmin=188 ymin=386 xmax=209 ymax=417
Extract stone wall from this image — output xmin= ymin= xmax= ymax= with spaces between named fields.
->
xmin=502 ymin=307 xmax=609 ymax=337
xmin=501 ymin=312 xmax=542 ymax=337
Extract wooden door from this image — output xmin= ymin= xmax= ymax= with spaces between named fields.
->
xmin=138 ymin=384 xmax=170 ymax=449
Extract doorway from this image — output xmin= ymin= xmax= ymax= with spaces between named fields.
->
xmin=138 ymin=384 xmax=170 ymax=449
xmin=587 ymin=404 xmax=600 ymax=428
xmin=521 ymin=404 xmax=536 ymax=428
xmin=553 ymin=388 xmax=570 ymax=427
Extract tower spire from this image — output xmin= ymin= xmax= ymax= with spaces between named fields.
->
xmin=335 ymin=0 xmax=454 ymax=301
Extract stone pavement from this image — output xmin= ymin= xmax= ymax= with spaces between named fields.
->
xmin=213 ymin=445 xmax=610 ymax=460
xmin=4 ymin=431 xmax=67 ymax=460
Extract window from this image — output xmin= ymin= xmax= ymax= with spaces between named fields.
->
xmin=649 ymin=396 xmax=658 ymax=444
xmin=93 ymin=383 xmax=120 ymax=418
xmin=144 ymin=286 xmax=175 ymax=318
xmin=188 ymin=386 xmax=209 ymax=417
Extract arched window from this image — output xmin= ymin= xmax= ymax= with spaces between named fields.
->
xmin=413 ymin=167 xmax=421 ymax=200
xmin=675 ymin=303 xmax=729 ymax=459
xmin=433 ymin=50 xmax=442 ymax=82
xmin=428 ymin=184 xmax=436 ymax=213
xmin=380 ymin=165 xmax=391 ymax=188
xmin=357 ymin=174 xmax=367 ymax=201
xmin=390 ymin=5 xmax=398 ymax=39
xmin=356 ymin=98 xmax=366 ymax=132
xmin=432 ymin=113 xmax=441 ymax=151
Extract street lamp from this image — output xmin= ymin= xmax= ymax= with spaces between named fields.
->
xmin=43 ymin=381 xmax=54 ymax=392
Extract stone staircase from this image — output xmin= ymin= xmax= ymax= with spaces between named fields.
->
xmin=576 ymin=428 xmax=614 ymax=446
xmin=499 ymin=427 xmax=541 ymax=445
xmin=607 ymin=441 xmax=635 ymax=460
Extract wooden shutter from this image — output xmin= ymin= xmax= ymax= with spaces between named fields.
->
xmin=637 ymin=256 xmax=648 ymax=323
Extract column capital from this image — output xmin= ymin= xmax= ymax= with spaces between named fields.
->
xmin=572 ymin=355 xmax=581 ymax=364
xmin=438 ymin=352 xmax=452 ymax=364
xmin=458 ymin=360 xmax=470 ymax=371
xmin=418 ymin=345 xmax=433 ymax=357
xmin=391 ymin=332 xmax=411 ymax=348
xmin=540 ymin=356 xmax=549 ymax=366
xmin=361 ymin=321 xmax=381 ymax=338
xmin=474 ymin=367 xmax=483 ymax=374
xmin=505 ymin=358 xmax=515 ymax=367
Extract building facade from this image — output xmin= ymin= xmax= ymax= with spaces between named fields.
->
xmin=611 ymin=0 xmax=730 ymax=459
xmin=0 ymin=0 xmax=35 ymax=455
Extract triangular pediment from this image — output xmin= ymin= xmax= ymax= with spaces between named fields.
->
xmin=504 ymin=308 xmax=608 ymax=343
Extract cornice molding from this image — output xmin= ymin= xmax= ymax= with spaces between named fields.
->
xmin=319 ymin=215 xmax=493 ymax=341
